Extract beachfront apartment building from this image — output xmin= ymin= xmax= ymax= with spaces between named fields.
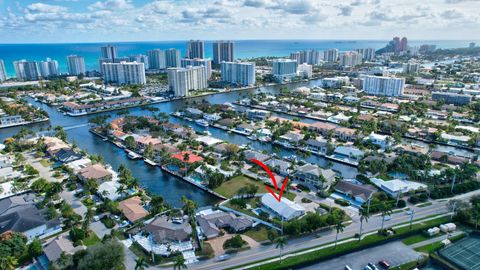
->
xmin=220 ymin=61 xmax=255 ymax=86
xmin=101 ymin=61 xmax=146 ymax=85
xmin=0 ymin=59 xmax=6 ymax=82
xmin=213 ymin=41 xmax=235 ymax=65
xmin=14 ymin=60 xmax=39 ymax=81
xmin=67 ymin=55 xmax=86 ymax=76
xmin=38 ymin=58 xmax=59 ymax=78
xmin=324 ymin=49 xmax=339 ymax=62
xmin=362 ymin=75 xmax=405 ymax=97
xmin=165 ymin=49 xmax=181 ymax=68
xmin=186 ymin=40 xmax=205 ymax=59
xmin=147 ymin=49 xmax=166 ymax=70
xmin=272 ymin=59 xmax=298 ymax=82
xmin=290 ymin=50 xmax=322 ymax=65
xmin=167 ymin=66 xmax=207 ymax=97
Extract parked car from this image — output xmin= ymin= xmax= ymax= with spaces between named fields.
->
xmin=368 ymin=262 xmax=379 ymax=270
xmin=379 ymin=260 xmax=390 ymax=269
xmin=406 ymin=210 xmax=413 ymax=215
xmin=217 ymin=254 xmax=231 ymax=261
xmin=345 ymin=266 xmax=353 ymax=270
xmin=383 ymin=215 xmax=391 ymax=221
xmin=364 ymin=265 xmax=373 ymax=270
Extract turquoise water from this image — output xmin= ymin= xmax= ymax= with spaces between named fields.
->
xmin=0 ymin=40 xmax=476 ymax=77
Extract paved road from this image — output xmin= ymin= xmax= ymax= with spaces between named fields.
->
xmin=190 ymin=200 xmax=450 ymax=270
xmin=300 ymin=241 xmax=422 ymax=270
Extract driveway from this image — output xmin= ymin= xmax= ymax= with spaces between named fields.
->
xmin=90 ymin=221 xmax=111 ymax=239
xmin=60 ymin=189 xmax=87 ymax=216
xmin=24 ymin=152 xmax=66 ymax=183
xmin=300 ymin=241 xmax=423 ymax=270
xmin=206 ymin=234 xmax=260 ymax=256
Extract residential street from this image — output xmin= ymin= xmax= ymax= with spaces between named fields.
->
xmin=190 ymin=200 xmax=450 ymax=270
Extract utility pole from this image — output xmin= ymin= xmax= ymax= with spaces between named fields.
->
xmin=451 ymin=174 xmax=456 ymax=193
xmin=409 ymin=209 xmax=415 ymax=229
xmin=367 ymin=197 xmax=371 ymax=215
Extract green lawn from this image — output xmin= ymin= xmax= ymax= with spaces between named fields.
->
xmin=215 ymin=175 xmax=266 ymax=198
xmin=39 ymin=159 xmax=54 ymax=167
xmin=224 ymin=197 xmax=260 ymax=216
xmin=414 ymin=241 xmax=445 ymax=253
xmin=402 ymin=234 xmax=431 ymax=245
xmin=244 ymin=226 xmax=270 ymax=243
xmin=284 ymin=191 xmax=296 ymax=201
xmin=83 ymin=233 xmax=101 ymax=246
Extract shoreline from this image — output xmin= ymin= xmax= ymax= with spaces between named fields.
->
xmin=0 ymin=118 xmax=49 ymax=130
xmin=171 ymin=113 xmax=360 ymax=168
xmin=233 ymin=102 xmax=478 ymax=153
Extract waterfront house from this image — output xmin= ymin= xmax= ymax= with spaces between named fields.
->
xmin=43 ymin=136 xmax=70 ymax=156
xmin=185 ymin=108 xmax=203 ymax=119
xmin=365 ymin=132 xmax=393 ymax=149
xmin=244 ymin=150 xmax=270 ymax=163
xmin=235 ymin=123 xmax=256 ymax=135
xmin=78 ymin=164 xmax=112 ymax=183
xmin=328 ymin=113 xmax=351 ymax=124
xmin=441 ymin=133 xmax=471 ymax=146
xmin=430 ymin=151 xmax=469 ymax=165
xmin=246 ymin=109 xmax=271 ymax=120
xmin=144 ymin=216 xmax=192 ymax=244
xmin=98 ymin=180 xmax=122 ymax=201
xmin=256 ymin=128 xmax=272 ymax=138
xmin=216 ymin=118 xmax=235 ymax=129
xmin=334 ymin=146 xmax=364 ymax=161
xmin=293 ymin=164 xmax=336 ymax=189
xmin=0 ymin=194 xmax=62 ymax=240
xmin=203 ymin=113 xmax=221 ymax=122
xmin=171 ymin=151 xmax=203 ymax=164
xmin=136 ymin=136 xmax=162 ymax=149
xmin=277 ymin=131 xmax=304 ymax=146
xmin=306 ymin=137 xmax=328 ymax=154
xmin=65 ymin=158 xmax=92 ymax=173
xmin=118 ymin=196 xmax=149 ymax=222
xmin=394 ymin=144 xmax=428 ymax=156
xmin=334 ymin=180 xmax=376 ymax=205
xmin=334 ymin=127 xmax=357 ymax=141
xmin=196 ymin=210 xmax=253 ymax=239
xmin=261 ymin=193 xmax=305 ymax=221
xmin=0 ymin=115 xmax=25 ymax=127
xmin=309 ymin=122 xmax=337 ymax=136
xmin=264 ymin=158 xmax=292 ymax=176
xmin=54 ymin=148 xmax=82 ymax=163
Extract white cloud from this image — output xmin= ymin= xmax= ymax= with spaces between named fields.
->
xmin=88 ymin=0 xmax=133 ymax=11
xmin=26 ymin=3 xmax=68 ymax=13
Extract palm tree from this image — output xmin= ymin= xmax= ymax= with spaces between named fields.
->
xmin=0 ymin=256 xmax=18 ymax=270
xmin=173 ymin=255 xmax=187 ymax=270
xmin=358 ymin=207 xmax=370 ymax=241
xmin=334 ymin=219 xmax=345 ymax=249
xmin=380 ymin=202 xmax=393 ymax=231
xmin=134 ymin=257 xmax=148 ymax=270
xmin=275 ymin=236 xmax=288 ymax=264
xmin=83 ymin=208 xmax=95 ymax=232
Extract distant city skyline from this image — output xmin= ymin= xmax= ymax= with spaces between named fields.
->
xmin=0 ymin=0 xmax=479 ymax=43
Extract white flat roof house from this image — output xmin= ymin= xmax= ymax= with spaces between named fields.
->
xmin=261 ymin=193 xmax=305 ymax=221
xmin=370 ymin=178 xmax=427 ymax=197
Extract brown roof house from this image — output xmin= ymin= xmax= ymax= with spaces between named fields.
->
xmin=118 ymin=196 xmax=149 ymax=222
xmin=78 ymin=164 xmax=112 ymax=182
xmin=144 ymin=216 xmax=192 ymax=244
xmin=334 ymin=180 xmax=377 ymax=205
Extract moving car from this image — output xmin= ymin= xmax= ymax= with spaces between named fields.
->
xmin=217 ymin=254 xmax=231 ymax=261
xmin=345 ymin=266 xmax=353 ymax=270
xmin=379 ymin=260 xmax=390 ymax=269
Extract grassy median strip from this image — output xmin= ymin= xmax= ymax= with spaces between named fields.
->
xmin=238 ymin=216 xmax=451 ymax=270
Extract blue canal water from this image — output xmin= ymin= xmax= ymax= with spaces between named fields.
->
xmin=0 ymin=39 xmax=476 ymax=77
xmin=1 ymin=79 xmax=361 ymax=207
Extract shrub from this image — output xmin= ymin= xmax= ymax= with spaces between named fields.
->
xmin=101 ymin=216 xmax=116 ymax=229
xmin=223 ymin=235 xmax=246 ymax=249
xmin=70 ymin=227 xmax=86 ymax=243
xmin=334 ymin=198 xmax=350 ymax=206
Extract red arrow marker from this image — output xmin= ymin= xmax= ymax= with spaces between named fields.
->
xmin=251 ymin=158 xmax=289 ymax=202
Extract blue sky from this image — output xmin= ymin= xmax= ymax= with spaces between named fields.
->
xmin=0 ymin=0 xmax=479 ymax=43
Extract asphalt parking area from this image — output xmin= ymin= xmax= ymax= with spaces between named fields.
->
xmin=300 ymin=241 xmax=422 ymax=270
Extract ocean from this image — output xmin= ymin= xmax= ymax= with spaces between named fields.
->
xmin=0 ymin=39 xmax=475 ymax=77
